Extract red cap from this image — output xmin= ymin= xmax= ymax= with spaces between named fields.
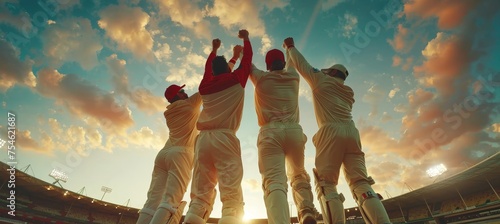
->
xmin=265 ymin=49 xmax=285 ymax=70
xmin=164 ymin=84 xmax=185 ymax=101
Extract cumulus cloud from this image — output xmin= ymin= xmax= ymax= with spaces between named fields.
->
xmin=179 ymin=36 xmax=191 ymax=42
xmin=380 ymin=112 xmax=393 ymax=122
xmin=362 ymin=84 xmax=386 ymax=118
xmin=0 ymin=39 xmax=36 ymax=91
xmin=106 ymin=54 xmax=129 ymax=94
xmin=244 ymin=179 xmax=261 ymax=191
xmin=98 ymin=5 xmax=155 ymax=61
xmin=42 ymin=17 xmax=102 ymax=70
xmin=0 ymin=2 xmax=32 ymax=35
xmin=151 ymin=0 xmax=289 ymax=53
xmin=388 ymin=24 xmax=409 ymax=52
xmin=152 ymin=0 xmax=210 ymax=39
xmin=163 ymin=51 xmax=209 ymax=90
xmin=298 ymin=80 xmax=313 ymax=102
xmin=402 ymin=57 xmax=413 ymax=71
xmin=414 ymin=32 xmax=478 ymax=96
xmin=208 ymin=0 xmax=264 ymax=36
xmin=129 ymin=88 xmax=167 ymax=113
xmin=177 ymin=45 xmax=187 ymax=52
xmin=128 ymin=126 xmax=166 ymax=150
xmin=392 ymin=55 xmax=402 ymax=66
xmin=20 ymin=118 xmax=106 ymax=156
xmin=14 ymin=130 xmax=51 ymax=154
xmin=322 ymin=0 xmax=344 ymax=11
xmin=48 ymin=118 xmax=63 ymax=136
xmin=339 ymin=13 xmax=358 ymax=38
xmin=492 ymin=123 xmax=500 ymax=133
xmin=106 ymin=54 xmax=165 ymax=113
xmin=407 ymin=88 xmax=433 ymax=110
xmin=360 ymin=125 xmax=399 ymax=154
xmin=260 ymin=34 xmax=272 ymax=55
xmin=403 ymin=0 xmax=479 ymax=29
xmin=360 ymin=2 xmax=500 ymax=175
xmin=154 ymin=43 xmax=172 ymax=62
xmin=388 ymin=87 xmax=400 ymax=99
xmin=392 ymin=55 xmax=413 ymax=71
xmin=36 ymin=68 xmax=134 ymax=134
xmin=208 ymin=0 xmax=289 ymax=37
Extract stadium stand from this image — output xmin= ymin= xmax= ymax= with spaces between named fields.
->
xmin=382 ymin=151 xmax=500 ymax=224
xmin=408 ymin=205 xmax=429 ymax=221
xmin=0 ymin=151 xmax=499 ymax=223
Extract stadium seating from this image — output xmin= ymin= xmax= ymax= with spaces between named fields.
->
xmin=408 ymin=205 xmax=429 ymax=221
xmin=90 ymin=210 xmax=120 ymax=223
xmin=440 ymin=198 xmax=465 ymax=214
xmin=66 ymin=206 xmax=90 ymax=221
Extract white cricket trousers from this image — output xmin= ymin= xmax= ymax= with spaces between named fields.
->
xmin=258 ymin=123 xmax=315 ymax=224
xmin=186 ymin=129 xmax=244 ymax=223
xmin=313 ymin=121 xmax=390 ymax=224
xmin=137 ymin=146 xmax=194 ymax=224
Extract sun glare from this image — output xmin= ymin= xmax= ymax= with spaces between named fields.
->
xmin=243 ymin=212 xmax=257 ymax=222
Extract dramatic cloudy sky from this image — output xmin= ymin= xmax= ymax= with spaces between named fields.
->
xmin=1 ymin=0 xmax=499 ymax=219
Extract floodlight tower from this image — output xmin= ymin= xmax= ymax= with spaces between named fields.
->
xmin=101 ymin=186 xmax=112 ymax=200
xmin=49 ymin=169 xmax=68 ymax=188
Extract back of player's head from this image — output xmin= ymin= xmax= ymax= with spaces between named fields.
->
xmin=212 ymin=56 xmax=229 ymax=76
xmin=265 ymin=49 xmax=285 ymax=71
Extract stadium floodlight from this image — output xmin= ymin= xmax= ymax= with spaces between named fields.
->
xmin=49 ymin=169 xmax=68 ymax=188
xmin=101 ymin=186 xmax=112 ymax=200
xmin=426 ymin=164 xmax=447 ymax=177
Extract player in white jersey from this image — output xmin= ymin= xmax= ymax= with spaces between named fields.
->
xmin=249 ymin=49 xmax=317 ymax=224
xmin=284 ymin=37 xmax=391 ymax=224
xmin=183 ymin=30 xmax=253 ymax=224
xmin=137 ymin=84 xmax=201 ymax=224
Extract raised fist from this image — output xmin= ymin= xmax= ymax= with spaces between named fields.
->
xmin=284 ymin=37 xmax=294 ymax=48
xmin=238 ymin=29 xmax=249 ymax=40
xmin=233 ymin=45 xmax=243 ymax=57
xmin=212 ymin=38 xmax=221 ymax=50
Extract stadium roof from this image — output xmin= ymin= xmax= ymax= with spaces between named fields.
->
xmin=382 ymin=152 xmax=500 ymax=211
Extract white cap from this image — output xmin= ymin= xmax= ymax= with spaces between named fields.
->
xmin=321 ymin=64 xmax=348 ymax=77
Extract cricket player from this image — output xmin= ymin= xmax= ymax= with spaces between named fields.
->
xmin=284 ymin=37 xmax=391 ymax=224
xmin=137 ymin=84 xmax=201 ymax=224
xmin=249 ymin=49 xmax=317 ymax=224
xmin=183 ymin=29 xmax=253 ymax=224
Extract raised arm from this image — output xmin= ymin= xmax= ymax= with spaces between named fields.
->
xmin=203 ymin=39 xmax=221 ymax=81
xmin=232 ymin=29 xmax=253 ymax=88
xmin=228 ymin=45 xmax=242 ymax=72
xmin=284 ymin=37 xmax=320 ymax=85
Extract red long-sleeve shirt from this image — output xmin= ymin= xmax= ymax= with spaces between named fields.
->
xmin=199 ymin=40 xmax=253 ymax=95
